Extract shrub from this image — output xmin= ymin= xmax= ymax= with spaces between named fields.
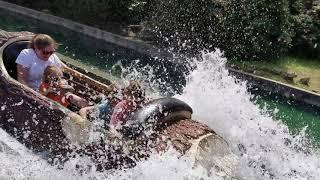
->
xmin=289 ymin=0 xmax=320 ymax=58
xmin=146 ymin=0 xmax=293 ymax=61
xmin=4 ymin=0 xmax=137 ymax=27
xmin=223 ymin=0 xmax=293 ymax=61
xmin=146 ymin=0 xmax=226 ymax=53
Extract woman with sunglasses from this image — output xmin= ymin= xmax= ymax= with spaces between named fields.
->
xmin=16 ymin=34 xmax=64 ymax=91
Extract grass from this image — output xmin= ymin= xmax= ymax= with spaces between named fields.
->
xmin=230 ymin=57 xmax=320 ymax=93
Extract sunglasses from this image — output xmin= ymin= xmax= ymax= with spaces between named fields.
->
xmin=41 ymin=50 xmax=55 ymax=55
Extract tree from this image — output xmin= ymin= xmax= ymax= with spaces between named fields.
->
xmin=146 ymin=0 xmax=292 ymax=61
xmin=223 ymin=0 xmax=292 ymax=61
xmin=289 ymin=0 xmax=320 ymax=58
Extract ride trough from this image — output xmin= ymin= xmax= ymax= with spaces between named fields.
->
xmin=0 ymin=30 xmax=238 ymax=175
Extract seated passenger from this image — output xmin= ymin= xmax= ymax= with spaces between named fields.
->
xmin=79 ymin=81 xmax=147 ymax=127
xmin=79 ymin=97 xmax=118 ymax=123
xmin=39 ymin=65 xmax=88 ymax=108
xmin=16 ymin=34 xmax=64 ymax=91
xmin=110 ymin=81 xmax=147 ymax=127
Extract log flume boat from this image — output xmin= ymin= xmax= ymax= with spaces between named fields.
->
xmin=0 ymin=30 xmax=238 ymax=175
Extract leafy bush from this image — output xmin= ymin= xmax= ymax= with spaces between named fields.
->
xmin=4 ymin=0 xmax=319 ymax=60
xmin=222 ymin=0 xmax=293 ymax=61
xmin=145 ymin=0 xmax=226 ymax=53
xmin=146 ymin=0 xmax=293 ymax=61
xmin=4 ymin=0 xmax=138 ymax=28
xmin=289 ymin=0 xmax=320 ymax=58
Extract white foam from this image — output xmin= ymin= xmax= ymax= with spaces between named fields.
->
xmin=176 ymin=50 xmax=320 ymax=179
xmin=0 ymin=51 xmax=319 ymax=179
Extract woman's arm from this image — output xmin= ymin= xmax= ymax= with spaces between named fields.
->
xmin=16 ymin=64 xmax=29 ymax=86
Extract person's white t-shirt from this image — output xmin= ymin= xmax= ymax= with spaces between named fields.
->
xmin=15 ymin=48 xmax=63 ymax=90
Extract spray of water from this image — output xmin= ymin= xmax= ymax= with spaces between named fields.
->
xmin=106 ymin=49 xmax=320 ymax=179
xmin=1 ymin=50 xmax=320 ymax=179
xmin=175 ymin=50 xmax=320 ymax=179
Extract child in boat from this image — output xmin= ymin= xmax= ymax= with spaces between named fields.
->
xmin=39 ymin=65 xmax=88 ymax=108
xmin=110 ymin=80 xmax=146 ymax=127
xmin=79 ymin=80 xmax=146 ymax=127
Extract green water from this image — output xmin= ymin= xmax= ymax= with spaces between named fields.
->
xmin=0 ymin=9 xmax=319 ymax=144
xmin=252 ymin=90 xmax=320 ymax=146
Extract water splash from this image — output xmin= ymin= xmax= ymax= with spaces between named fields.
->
xmin=176 ymin=50 xmax=320 ymax=179
xmin=1 ymin=51 xmax=320 ymax=179
xmin=110 ymin=55 xmax=189 ymax=97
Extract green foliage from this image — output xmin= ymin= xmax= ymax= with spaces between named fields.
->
xmin=223 ymin=0 xmax=293 ymax=61
xmin=147 ymin=0 xmax=293 ymax=61
xmin=4 ymin=0 xmax=320 ymax=60
xmin=289 ymin=0 xmax=320 ymax=58
xmin=4 ymin=0 xmax=137 ymax=25
xmin=146 ymin=0 xmax=225 ymax=53
xmin=62 ymin=0 xmax=134 ymax=23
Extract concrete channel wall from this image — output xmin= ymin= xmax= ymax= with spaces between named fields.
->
xmin=0 ymin=0 xmax=319 ymax=107
xmin=229 ymin=68 xmax=320 ymax=108
xmin=0 ymin=0 xmax=171 ymax=58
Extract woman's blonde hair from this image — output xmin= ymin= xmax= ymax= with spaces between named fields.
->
xmin=43 ymin=65 xmax=63 ymax=83
xmin=29 ymin=34 xmax=58 ymax=50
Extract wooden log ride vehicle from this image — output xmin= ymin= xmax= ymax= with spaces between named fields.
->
xmin=0 ymin=31 xmax=238 ymax=174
